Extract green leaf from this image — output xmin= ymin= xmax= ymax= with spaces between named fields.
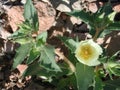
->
xmin=56 ymin=74 xmax=77 ymax=90
xmin=24 ymin=0 xmax=39 ymax=31
xmin=99 ymin=56 xmax=108 ymax=63
xmin=39 ymin=45 xmax=61 ymax=72
xmin=36 ymin=68 xmax=59 ymax=78
xmin=23 ymin=61 xmax=41 ymax=76
xmin=108 ymin=12 xmax=116 ymax=21
xmin=12 ymin=43 xmax=33 ymax=69
xmin=9 ymin=31 xmax=25 ymax=40
xmin=105 ymin=51 xmax=120 ymax=76
xmin=59 ymin=36 xmax=76 ymax=53
xmin=99 ymin=22 xmax=120 ymax=38
xmin=109 ymin=51 xmax=120 ymax=62
xmin=9 ymin=22 xmax=33 ymax=44
xmin=9 ymin=22 xmax=32 ymax=40
xmin=9 ymin=30 xmax=32 ymax=44
xmin=9 ymin=30 xmax=28 ymax=40
xmin=14 ymin=37 xmax=33 ymax=44
xmin=67 ymin=10 xmax=93 ymax=25
xmin=99 ymin=30 xmax=111 ymax=38
xmin=104 ymin=78 xmax=120 ymax=90
xmin=68 ymin=50 xmax=77 ymax=65
xmin=94 ymin=75 xmax=104 ymax=90
xmin=23 ymin=61 xmax=60 ymax=78
xmin=106 ymin=22 xmax=120 ymax=30
xmin=107 ymin=62 xmax=120 ymax=76
xmin=96 ymin=2 xmax=113 ymax=17
xmin=57 ymin=62 xmax=71 ymax=75
xmin=27 ymin=47 xmax=40 ymax=64
xmin=56 ymin=78 xmax=70 ymax=90
xmin=36 ymin=31 xmax=48 ymax=46
xmin=109 ymin=66 xmax=120 ymax=76
xmin=89 ymin=29 xmax=96 ymax=37
xmin=19 ymin=21 xmax=32 ymax=31
xmin=75 ymin=63 xmax=94 ymax=90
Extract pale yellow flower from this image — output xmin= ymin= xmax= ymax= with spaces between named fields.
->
xmin=75 ymin=39 xmax=103 ymax=66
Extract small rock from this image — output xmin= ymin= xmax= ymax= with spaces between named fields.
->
xmin=0 ymin=29 xmax=11 ymax=39
xmin=88 ymin=2 xmax=98 ymax=13
xmin=4 ymin=5 xmax=24 ymax=32
xmin=21 ymin=0 xmax=26 ymax=4
xmin=70 ymin=16 xmax=82 ymax=24
xmin=72 ymin=1 xmax=83 ymax=10
xmin=3 ymin=1 xmax=56 ymax=33
xmin=56 ymin=4 xmax=71 ymax=12
xmin=113 ymin=4 xmax=120 ymax=12
xmin=17 ymin=64 xmax=28 ymax=75
xmin=35 ymin=1 xmax=56 ymax=33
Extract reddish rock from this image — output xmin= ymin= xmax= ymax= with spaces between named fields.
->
xmin=4 ymin=6 xmax=24 ymax=32
xmin=17 ymin=64 xmax=28 ymax=75
xmin=35 ymin=1 xmax=56 ymax=33
xmin=4 ymin=1 xmax=56 ymax=33
xmin=88 ymin=2 xmax=98 ymax=13
xmin=113 ymin=4 xmax=120 ymax=12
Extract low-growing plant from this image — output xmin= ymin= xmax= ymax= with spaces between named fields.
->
xmin=9 ymin=0 xmax=120 ymax=90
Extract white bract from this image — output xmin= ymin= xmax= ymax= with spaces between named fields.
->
xmin=75 ymin=39 xmax=103 ymax=66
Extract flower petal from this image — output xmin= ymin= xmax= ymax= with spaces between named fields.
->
xmin=75 ymin=39 xmax=103 ymax=66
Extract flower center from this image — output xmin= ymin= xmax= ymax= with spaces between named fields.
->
xmin=79 ymin=44 xmax=94 ymax=60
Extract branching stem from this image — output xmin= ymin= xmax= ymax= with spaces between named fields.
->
xmin=55 ymin=49 xmax=76 ymax=72
xmin=93 ymin=28 xmax=100 ymax=41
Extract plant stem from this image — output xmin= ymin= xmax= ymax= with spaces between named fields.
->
xmin=55 ymin=49 xmax=76 ymax=72
xmin=93 ymin=25 xmax=106 ymax=41
xmin=93 ymin=28 xmax=100 ymax=41
xmin=95 ymin=66 xmax=99 ymax=73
